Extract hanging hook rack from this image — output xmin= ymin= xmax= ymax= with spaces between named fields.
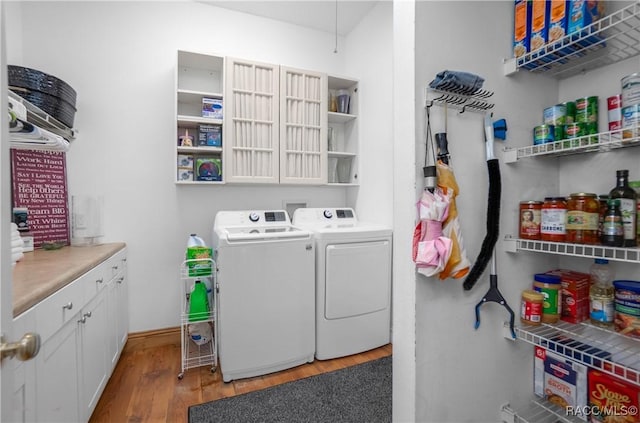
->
xmin=425 ymin=84 xmax=495 ymax=115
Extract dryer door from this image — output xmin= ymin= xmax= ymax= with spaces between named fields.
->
xmin=324 ymin=240 xmax=391 ymax=319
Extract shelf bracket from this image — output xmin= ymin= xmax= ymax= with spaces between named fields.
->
xmin=503 ymin=58 xmax=518 ymax=76
xmin=500 ymin=402 xmax=517 ymax=423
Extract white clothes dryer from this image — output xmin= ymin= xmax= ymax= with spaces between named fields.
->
xmin=292 ymin=208 xmax=392 ymax=360
xmin=213 ymin=210 xmax=315 ymax=382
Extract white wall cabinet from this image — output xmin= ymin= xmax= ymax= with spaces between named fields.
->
xmin=175 ymin=50 xmax=225 ymax=184
xmin=176 ymin=51 xmax=358 ymax=186
xmin=18 ymin=247 xmax=128 ymax=423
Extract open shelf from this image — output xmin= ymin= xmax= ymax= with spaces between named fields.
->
xmin=504 ymin=1 xmax=640 ymax=79
xmin=504 ymin=127 xmax=640 ymax=163
xmin=504 ymin=236 xmax=640 ymax=264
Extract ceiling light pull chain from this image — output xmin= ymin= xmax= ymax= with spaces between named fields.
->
xmin=334 ymin=0 xmax=338 ymax=53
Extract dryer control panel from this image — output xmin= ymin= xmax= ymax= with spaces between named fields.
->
xmin=292 ymin=208 xmax=357 ymax=226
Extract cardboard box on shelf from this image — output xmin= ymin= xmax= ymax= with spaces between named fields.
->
xmin=195 ymin=157 xmax=222 ymax=182
xmin=546 ymin=269 xmax=591 ymax=324
xmin=198 ymin=124 xmax=222 ymax=147
xmin=534 ymin=345 xmax=588 ymax=420
xmin=202 ymin=98 xmax=223 ymax=119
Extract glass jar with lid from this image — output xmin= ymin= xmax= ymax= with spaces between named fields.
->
xmin=566 ymin=193 xmax=600 ymax=244
xmin=541 ymin=197 xmax=567 ymax=242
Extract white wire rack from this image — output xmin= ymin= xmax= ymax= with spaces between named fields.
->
xmin=8 ymin=89 xmax=77 ymax=141
xmin=503 ymin=127 xmax=640 ymax=163
xmin=501 ymin=399 xmax=586 ymax=423
xmin=178 ymin=258 xmax=217 ymax=379
xmin=504 ymin=236 xmax=640 ymax=264
xmin=513 ymin=321 xmax=640 ymax=386
xmin=504 ymin=1 xmax=640 ymax=79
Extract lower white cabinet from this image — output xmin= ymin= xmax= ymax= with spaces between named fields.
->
xmin=36 ymin=313 xmax=81 ymax=422
xmin=19 ymin=247 xmax=128 ymax=423
xmin=79 ymin=290 xmax=108 ymax=421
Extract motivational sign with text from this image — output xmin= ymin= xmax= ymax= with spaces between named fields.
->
xmin=11 ymin=149 xmax=69 ymax=248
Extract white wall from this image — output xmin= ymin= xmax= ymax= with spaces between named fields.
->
xmin=6 ymin=1 xmax=393 ymax=332
xmin=345 ymin=2 xmax=394 ymax=225
xmin=392 ymin=2 xmax=417 ymax=421
xmin=413 ymin=1 xmax=561 ymax=421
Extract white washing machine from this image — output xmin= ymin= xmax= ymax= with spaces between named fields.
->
xmin=212 ymin=210 xmax=315 ymax=382
xmin=292 ymin=208 xmax=392 ymax=360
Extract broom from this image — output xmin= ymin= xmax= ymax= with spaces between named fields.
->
xmin=463 ymin=114 xmax=501 ymax=291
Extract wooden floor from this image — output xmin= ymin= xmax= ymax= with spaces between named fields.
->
xmin=89 ymin=328 xmax=392 ymax=422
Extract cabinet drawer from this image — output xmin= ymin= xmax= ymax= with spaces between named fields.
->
xmin=105 ymin=249 xmax=126 ymax=281
xmin=36 ymin=278 xmax=84 ymax=343
xmin=83 ymin=264 xmax=108 ymax=304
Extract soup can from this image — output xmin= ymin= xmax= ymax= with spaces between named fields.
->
xmin=608 ymin=94 xmax=622 ymax=131
xmin=614 ymin=280 xmax=640 ymax=338
xmin=533 ymin=125 xmax=555 ymax=145
xmin=622 ymin=72 xmax=640 ymax=107
xmin=519 ymin=201 xmax=542 ymax=240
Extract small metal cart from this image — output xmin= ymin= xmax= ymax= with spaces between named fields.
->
xmin=178 ymin=258 xmax=217 ymax=379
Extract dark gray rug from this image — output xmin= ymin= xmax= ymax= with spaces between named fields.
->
xmin=188 ymin=356 xmax=392 ymax=423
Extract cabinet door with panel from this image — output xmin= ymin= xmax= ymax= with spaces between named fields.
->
xmin=224 ymin=57 xmax=280 ymax=183
xmin=12 ymin=308 xmax=36 ymax=423
xmin=35 ymin=315 xmax=81 ymax=423
xmin=106 ymin=249 xmax=128 ymax=371
xmin=78 ymin=290 xmax=108 ymax=422
xmin=279 ymin=66 xmax=327 ymax=184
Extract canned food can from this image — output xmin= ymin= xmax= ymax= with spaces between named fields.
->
xmin=533 ymin=124 xmax=555 ymax=145
xmin=543 ymin=104 xmax=567 ymax=126
xmin=519 ymin=201 xmax=542 ymax=240
xmin=622 ymin=104 xmax=640 ymax=140
xmin=584 ymin=121 xmax=599 ymax=144
xmin=563 ymin=122 xmax=585 ymax=148
xmin=608 ymin=94 xmax=622 ymax=131
xmin=622 ymin=72 xmax=640 ymax=107
xmin=564 ymin=101 xmax=576 ymax=124
xmin=614 ymin=280 xmax=640 ymax=338
xmin=575 ymin=96 xmax=598 ymax=124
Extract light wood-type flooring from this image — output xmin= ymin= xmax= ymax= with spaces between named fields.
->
xmin=89 ymin=328 xmax=392 ymax=422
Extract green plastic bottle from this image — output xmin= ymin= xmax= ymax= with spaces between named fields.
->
xmin=189 ymin=280 xmax=209 ymax=322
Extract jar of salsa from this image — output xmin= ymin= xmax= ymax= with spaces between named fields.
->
xmin=519 ymin=201 xmax=542 ymax=240
xmin=566 ymin=193 xmax=599 ymax=244
xmin=541 ymin=197 xmax=567 ymax=242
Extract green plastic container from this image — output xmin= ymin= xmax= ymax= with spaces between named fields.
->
xmin=189 ymin=281 xmax=210 ymax=322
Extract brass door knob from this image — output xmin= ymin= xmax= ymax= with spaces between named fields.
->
xmin=0 ymin=332 xmax=41 ymax=362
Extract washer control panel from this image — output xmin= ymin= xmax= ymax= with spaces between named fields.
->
xmin=214 ymin=210 xmax=291 ymax=228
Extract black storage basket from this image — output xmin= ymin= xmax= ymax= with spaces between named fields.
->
xmin=8 ymin=65 xmax=77 ymax=128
